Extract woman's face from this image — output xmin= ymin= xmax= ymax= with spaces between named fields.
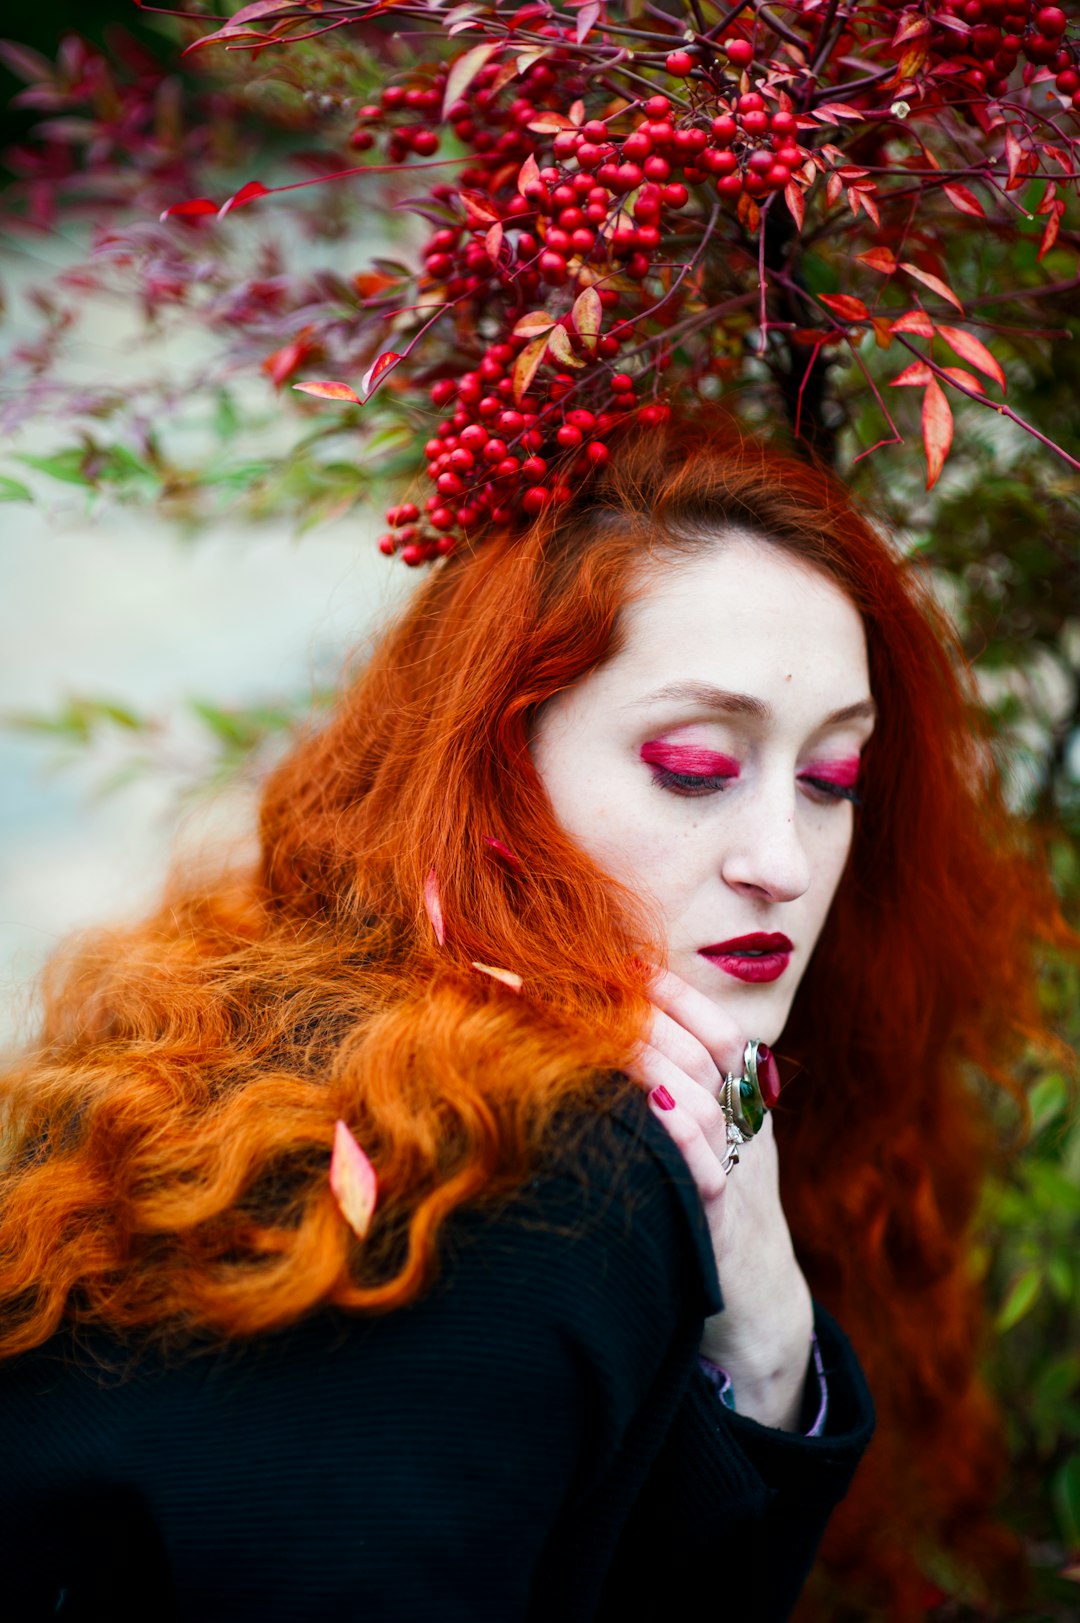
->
xmin=530 ymin=532 xmax=875 ymax=1043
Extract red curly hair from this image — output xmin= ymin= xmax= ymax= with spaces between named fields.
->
xmin=0 ymin=419 xmax=1066 ymax=1618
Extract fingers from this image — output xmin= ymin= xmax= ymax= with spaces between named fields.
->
xmin=647 ymin=1084 xmax=731 ymax=1203
xmin=648 ymin=966 xmax=748 ymax=1077
xmin=644 ymin=1007 xmax=723 ymax=1095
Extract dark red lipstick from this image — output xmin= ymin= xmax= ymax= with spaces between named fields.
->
xmin=698 ymin=932 xmax=793 ymax=984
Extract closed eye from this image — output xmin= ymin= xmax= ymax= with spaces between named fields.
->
xmin=798 ymin=774 xmax=861 ymax=806
xmin=650 ymin=766 xmax=737 ymax=798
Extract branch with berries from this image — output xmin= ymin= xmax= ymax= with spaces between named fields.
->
xmin=5 ymin=2 xmax=1079 ymax=557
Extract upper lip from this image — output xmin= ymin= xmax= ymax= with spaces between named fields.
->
xmin=699 ymin=933 xmax=794 ymax=954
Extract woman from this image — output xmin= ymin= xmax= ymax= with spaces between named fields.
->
xmin=0 ymin=421 xmax=1063 ymax=1620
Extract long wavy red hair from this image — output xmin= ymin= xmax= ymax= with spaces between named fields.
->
xmin=0 ymin=418 xmax=1067 ymax=1617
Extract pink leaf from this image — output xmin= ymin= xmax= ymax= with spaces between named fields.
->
xmin=818 ymin=293 xmax=869 ymax=322
xmin=935 ymin=325 xmax=1005 ymax=391
xmin=922 ymin=378 xmax=953 ymax=490
xmin=571 ymin=285 xmax=602 ymax=350
xmin=360 ymin=350 xmax=402 ymax=399
xmin=292 ymin=380 xmax=362 ymax=403
xmin=229 ymin=0 xmax=305 ymax=24
xmin=485 ymin=221 xmax=504 ymax=264
xmin=1004 ymin=126 xmax=1024 ymax=189
xmin=512 ymin=332 xmax=550 ymax=403
xmin=424 ymin=870 xmax=445 ymax=946
xmin=218 ymin=180 xmax=270 ymax=219
xmin=471 ymin=961 xmax=523 ymax=992
xmin=483 ymin=835 xmax=523 ymax=874
xmin=329 ymin=1120 xmax=378 ymax=1240
xmin=547 ymin=324 xmax=584 ymax=369
xmin=443 ymin=41 xmax=502 ymax=119
xmin=943 ymin=183 xmax=985 ymax=218
xmin=159 ymin=197 xmax=218 ymax=222
xmin=890 ymin=309 xmax=936 ymax=337
xmin=576 ymin=0 xmax=600 ymax=43
xmin=900 ymin=261 xmax=964 ymax=313
xmin=939 ymin=366 xmax=985 ymax=395
xmin=890 ymin=361 xmax=933 ymax=386
xmin=513 ymin=310 xmax=557 ymax=338
xmin=891 ymin=12 xmax=931 ymax=45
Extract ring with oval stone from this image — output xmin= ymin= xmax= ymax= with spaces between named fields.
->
xmin=719 ymin=1040 xmax=782 ymax=1174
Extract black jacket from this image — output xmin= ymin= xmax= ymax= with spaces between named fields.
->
xmin=0 ymin=1094 xmax=874 ymax=1621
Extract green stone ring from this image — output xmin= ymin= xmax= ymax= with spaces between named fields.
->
xmin=721 ymin=1039 xmax=771 ymax=1146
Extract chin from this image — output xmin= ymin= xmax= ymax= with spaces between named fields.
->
xmin=683 ymin=958 xmax=792 ymax=1045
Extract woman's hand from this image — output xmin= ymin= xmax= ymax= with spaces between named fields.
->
xmin=630 ymin=967 xmax=814 ymax=1431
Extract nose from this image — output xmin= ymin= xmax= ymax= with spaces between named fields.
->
xmin=719 ymin=785 xmax=812 ymax=904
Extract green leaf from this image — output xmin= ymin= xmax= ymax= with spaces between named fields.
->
xmin=800 ymin=253 xmax=840 ymax=296
xmin=1029 ymin=1072 xmax=1068 ymax=1134
xmin=995 ymin=1266 xmax=1043 ymax=1332
xmin=0 ymin=475 xmax=33 ymax=502
xmin=1052 ymin=1453 xmax=1080 ymax=1551
xmin=17 ymin=450 xmax=94 ymax=487
xmin=1047 ymin=1251 xmax=1074 ymax=1304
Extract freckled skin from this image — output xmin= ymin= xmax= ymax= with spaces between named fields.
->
xmin=530 ymin=534 xmax=875 ymax=1043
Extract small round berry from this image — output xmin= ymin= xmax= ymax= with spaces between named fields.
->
xmin=557 ymin=423 xmax=583 ymax=448
xmin=378 ymin=534 xmax=396 ymax=555
xmin=586 ymin=441 xmax=610 ymax=465
xmin=724 ymin=38 xmax=754 ymax=68
xmin=710 ymin=114 xmax=738 ymax=145
xmin=522 ymin=456 xmax=548 ymax=483
xmin=429 ymin=507 xmax=456 ymax=531
xmin=611 ymin=373 xmax=634 ymax=392
xmin=644 ymin=94 xmax=671 ymax=117
xmin=410 ymin=128 xmax=440 ymax=156
xmin=1036 ymin=6 xmax=1067 ymax=37
xmin=521 ymin=485 xmax=551 ymax=514
xmin=662 ymin=182 xmax=690 ymax=208
xmin=770 ymin=110 xmax=797 ymax=136
xmin=643 ymin=154 xmax=672 ymax=181
xmin=482 ymin=438 xmax=508 ymax=462
xmin=665 ymin=49 xmax=696 ymax=76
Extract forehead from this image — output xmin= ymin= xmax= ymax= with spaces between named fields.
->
xmin=603 ymin=533 xmax=869 ymax=712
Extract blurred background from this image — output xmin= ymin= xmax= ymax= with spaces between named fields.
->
xmin=1 ymin=5 xmax=1079 ymax=1615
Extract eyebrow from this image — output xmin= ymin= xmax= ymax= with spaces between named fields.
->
xmin=626 ymin=681 xmax=877 ymax=729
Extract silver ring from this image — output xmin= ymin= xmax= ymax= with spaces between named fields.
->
xmin=719 ymin=1039 xmax=770 ymax=1171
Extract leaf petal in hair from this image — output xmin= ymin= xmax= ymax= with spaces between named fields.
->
xmin=482 ymin=835 xmax=523 ymax=874
xmin=329 ymin=1119 xmax=378 ymax=1240
xmin=424 ymin=869 xmax=446 ymax=945
xmin=471 ymin=961 xmax=523 ymax=992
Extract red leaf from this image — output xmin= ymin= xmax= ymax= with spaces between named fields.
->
xmin=890 ymin=361 xmax=933 ymax=386
xmin=423 ymin=870 xmax=445 ymax=946
xmin=1004 ymin=126 xmax=1024 ymax=190
xmin=485 ymin=221 xmax=504 ymax=264
xmin=483 ymin=835 xmax=524 ymax=874
xmin=470 ymin=961 xmax=523 ymax=992
xmin=814 ymin=102 xmax=868 ymax=123
xmin=943 ymin=183 xmax=985 ymax=218
xmin=1038 ymin=202 xmax=1065 ymax=261
xmin=512 ymin=332 xmax=550 ymax=403
xmin=857 ymin=247 xmax=897 ymax=274
xmin=890 ymin=309 xmax=936 ymax=337
xmin=818 ymin=293 xmax=869 ymax=322
xmin=939 ymin=366 xmax=985 ymax=395
xmin=547 ymin=325 xmax=584 ymax=368
xmin=443 ymin=41 xmax=502 ymax=119
xmin=459 ymin=189 xmax=500 ymax=228
xmin=921 ymin=378 xmax=953 ymax=490
xmin=329 ymin=1120 xmax=378 ymax=1240
xmin=513 ymin=310 xmax=557 ymax=338
xmin=262 ymin=340 xmax=312 ymax=387
xmin=228 ymin=0 xmax=305 ymax=23
xmin=935 ymin=324 xmax=1005 ymax=391
xmin=218 ymin=180 xmax=270 ymax=219
xmin=892 ymin=12 xmax=930 ymax=45
xmin=361 ymin=350 xmax=402 ymax=398
xmin=292 ymin=380 xmax=362 ymax=403
xmin=900 ymin=261 xmax=964 ymax=313
xmin=159 ymin=197 xmax=218 ymax=222
xmin=783 ymin=180 xmax=805 ymax=231
xmin=517 ymin=152 xmax=541 ymax=195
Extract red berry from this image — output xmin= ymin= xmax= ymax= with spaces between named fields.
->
xmin=538 ymin=250 xmax=568 ymax=284
xmin=571 ymin=227 xmax=597 ymax=253
xmin=665 ymin=50 xmax=696 ymax=76
xmin=495 ymin=458 xmax=520 ymax=480
xmin=1037 ymin=7 xmax=1067 ymax=37
xmin=611 ymin=373 xmax=634 ymax=391
xmin=430 ymin=378 xmax=456 ymax=407
xmin=770 ymin=110 xmax=796 ymax=136
xmin=410 ymin=128 xmax=440 ymax=156
xmin=521 ymin=485 xmax=550 ymax=513
xmin=448 ymin=448 xmax=475 ymax=472
xmin=597 ymin=334 xmax=621 ymax=358
xmin=742 ymin=109 xmax=769 ymax=136
xmin=766 ymin=162 xmax=791 ymax=187
xmin=1056 ymin=67 xmax=1080 ymax=92
xmin=623 ymin=131 xmax=653 ymax=161
xmin=644 ymin=95 xmax=671 ymax=117
xmin=738 ymin=92 xmax=766 ymax=112
xmin=430 ymin=507 xmax=456 ymax=531
xmin=553 ymin=130 xmax=580 ymax=160
xmin=724 ymin=38 xmax=755 ymax=68
xmin=522 ymin=456 xmax=548 ymax=482
xmin=701 ymin=147 xmax=738 ymax=175
xmin=575 ymin=142 xmax=604 ymax=170
xmin=378 ymin=534 xmax=396 ymax=555
xmin=637 ymin=224 xmax=661 ymax=249
xmin=482 ymin=438 xmax=507 ymax=462
xmin=647 ymin=120 xmax=675 ymax=146
xmin=675 ymin=127 xmax=708 ymax=156
xmin=349 ymin=129 xmax=375 ymax=151
xmin=711 ymin=114 xmax=738 ymax=145
xmin=497 ymin=409 xmax=524 ymax=434
xmin=716 ymin=172 xmax=744 ymax=198
xmin=586 ymin=441 xmax=610 ymax=465
xmin=557 ymin=424 xmax=583 ymax=448
xmin=748 ymin=148 xmax=774 ymax=175
xmin=643 ymin=154 xmax=671 ymax=181
xmin=381 ymin=85 xmax=406 ymax=108
xmin=662 ymin=182 xmax=689 ymax=208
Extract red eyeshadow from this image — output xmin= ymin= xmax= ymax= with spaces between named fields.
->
xmin=801 ymin=756 xmax=860 ymax=788
xmin=640 ymin=741 xmax=741 ymax=776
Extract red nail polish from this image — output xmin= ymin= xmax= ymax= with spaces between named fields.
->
xmin=757 ymin=1044 xmax=782 ymax=1110
xmin=650 ymin=1085 xmax=676 ymax=1111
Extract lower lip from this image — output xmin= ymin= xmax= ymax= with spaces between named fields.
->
xmin=698 ymin=951 xmax=791 ymax=984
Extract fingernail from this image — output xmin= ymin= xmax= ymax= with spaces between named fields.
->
xmin=650 ymin=1085 xmax=676 ymax=1112
xmin=757 ymin=1043 xmax=782 ymax=1110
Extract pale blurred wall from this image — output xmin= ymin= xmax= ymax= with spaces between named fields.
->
xmin=1 ymin=239 xmax=413 ymax=1049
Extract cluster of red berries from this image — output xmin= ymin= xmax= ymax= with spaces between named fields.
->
xmin=366 ymin=41 xmax=811 ymax=561
xmin=930 ymin=1 xmax=1076 ymax=100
